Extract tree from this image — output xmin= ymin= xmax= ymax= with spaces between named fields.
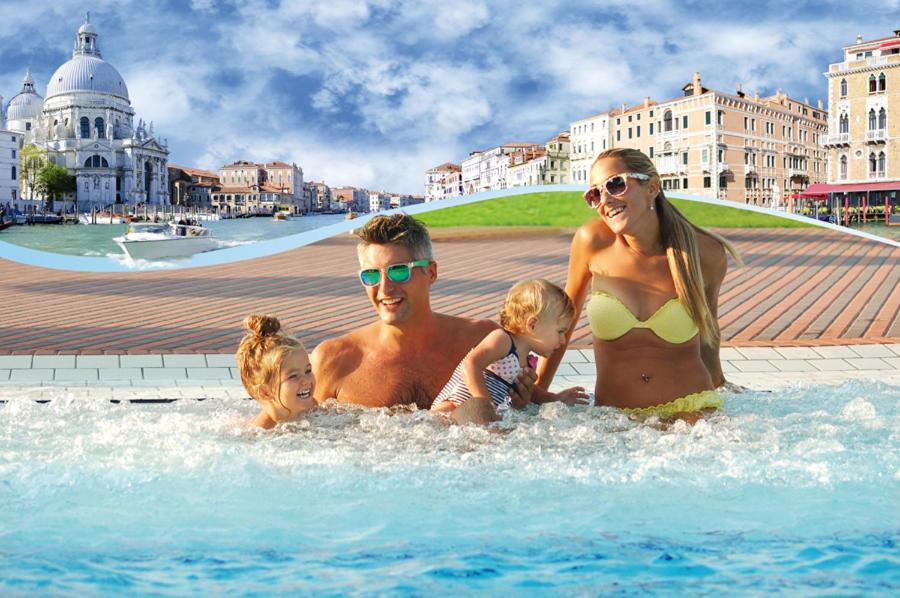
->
xmin=20 ymin=144 xmax=47 ymax=202
xmin=37 ymin=163 xmax=75 ymax=213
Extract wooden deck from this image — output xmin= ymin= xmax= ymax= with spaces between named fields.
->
xmin=0 ymin=228 xmax=897 ymax=354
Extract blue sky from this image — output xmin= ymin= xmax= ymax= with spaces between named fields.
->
xmin=0 ymin=0 xmax=896 ymax=193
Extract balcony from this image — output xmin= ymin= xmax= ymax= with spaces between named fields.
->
xmin=658 ymin=128 xmax=679 ymax=140
xmin=788 ymin=167 xmax=808 ymax=179
xmin=866 ymin=129 xmax=887 ymax=143
xmin=870 ymin=170 xmax=886 ymax=180
xmin=823 ymin=133 xmax=850 ymax=147
xmin=744 ymin=164 xmax=757 ymax=175
xmin=717 ymin=163 xmax=730 ymax=174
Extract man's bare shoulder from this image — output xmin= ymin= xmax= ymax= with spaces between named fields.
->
xmin=311 ymin=326 xmax=371 ymax=371
xmin=435 ymin=313 xmax=498 ymax=339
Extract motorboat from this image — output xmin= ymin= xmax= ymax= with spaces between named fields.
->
xmin=114 ymin=222 xmax=219 ymax=260
xmin=79 ymin=212 xmax=130 ymax=225
xmin=273 ymin=211 xmax=291 ymax=221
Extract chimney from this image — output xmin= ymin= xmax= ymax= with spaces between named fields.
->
xmin=736 ymin=82 xmax=744 ymax=97
xmin=856 ymin=34 xmax=863 ymax=43
xmin=754 ymin=90 xmax=760 ymax=101
xmin=692 ymin=71 xmax=702 ymax=96
xmin=895 ymin=29 xmax=900 ymax=37
xmin=644 ymin=96 xmax=651 ymax=108
xmin=804 ymin=96 xmax=809 ymax=105
xmin=818 ymin=99 xmax=824 ymax=110
xmin=621 ymin=102 xmax=626 ymax=113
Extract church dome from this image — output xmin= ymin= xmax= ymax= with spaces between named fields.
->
xmin=46 ymin=55 xmax=129 ymax=100
xmin=6 ymin=70 xmax=44 ymax=121
xmin=6 ymin=91 xmax=43 ymax=121
xmin=45 ymin=15 xmax=129 ymax=101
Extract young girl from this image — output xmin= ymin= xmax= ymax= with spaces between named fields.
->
xmin=431 ymin=279 xmax=583 ymax=421
xmin=236 ymin=314 xmax=317 ymax=429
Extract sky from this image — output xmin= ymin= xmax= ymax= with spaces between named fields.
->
xmin=0 ymin=0 xmax=896 ymax=194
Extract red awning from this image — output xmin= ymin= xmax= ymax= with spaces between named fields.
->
xmin=797 ymin=181 xmax=900 ymax=198
xmin=879 ymin=39 xmax=900 ymax=50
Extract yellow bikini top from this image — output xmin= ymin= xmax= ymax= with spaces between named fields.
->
xmin=586 ymin=290 xmax=698 ymax=344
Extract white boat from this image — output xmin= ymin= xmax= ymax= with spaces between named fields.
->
xmin=114 ymin=222 xmax=219 ymax=260
xmin=273 ymin=211 xmax=291 ymax=221
xmin=79 ymin=212 xmax=129 ymax=225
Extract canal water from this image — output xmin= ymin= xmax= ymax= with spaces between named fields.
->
xmin=0 ymin=214 xmax=347 ymax=257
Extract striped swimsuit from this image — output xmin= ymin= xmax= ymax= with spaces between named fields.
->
xmin=432 ymin=333 xmax=523 ymax=410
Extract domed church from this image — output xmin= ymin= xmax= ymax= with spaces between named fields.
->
xmin=2 ymin=13 xmax=169 ymax=210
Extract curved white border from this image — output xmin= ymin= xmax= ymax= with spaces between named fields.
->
xmin=0 ymin=184 xmax=896 ymax=272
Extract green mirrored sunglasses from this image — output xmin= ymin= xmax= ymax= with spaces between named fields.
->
xmin=359 ymin=259 xmax=432 ymax=286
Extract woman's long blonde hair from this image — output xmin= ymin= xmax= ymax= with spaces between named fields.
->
xmin=592 ymin=148 xmax=742 ymax=346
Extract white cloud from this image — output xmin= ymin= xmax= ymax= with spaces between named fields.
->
xmin=4 ymin=0 xmax=895 ymax=193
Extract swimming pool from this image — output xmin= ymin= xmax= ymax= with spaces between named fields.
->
xmin=1 ymin=380 xmax=897 ymax=595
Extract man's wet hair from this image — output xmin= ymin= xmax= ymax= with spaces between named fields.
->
xmin=356 ymin=213 xmax=433 ymax=260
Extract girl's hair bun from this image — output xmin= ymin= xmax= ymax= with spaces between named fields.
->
xmin=244 ymin=314 xmax=281 ymax=337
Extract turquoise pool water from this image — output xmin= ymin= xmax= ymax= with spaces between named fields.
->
xmin=1 ymin=381 xmax=897 ymax=594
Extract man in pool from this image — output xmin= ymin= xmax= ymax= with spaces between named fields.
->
xmin=312 ymin=213 xmax=561 ymax=418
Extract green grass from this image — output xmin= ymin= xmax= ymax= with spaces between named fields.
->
xmin=416 ymin=191 xmax=814 ymax=229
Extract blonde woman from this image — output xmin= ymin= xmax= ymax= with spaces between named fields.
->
xmin=537 ymin=148 xmax=741 ymax=420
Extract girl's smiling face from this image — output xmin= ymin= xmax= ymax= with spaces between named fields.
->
xmin=269 ymin=347 xmax=316 ymax=421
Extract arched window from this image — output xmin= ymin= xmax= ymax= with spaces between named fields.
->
xmin=840 ymin=79 xmax=848 ymax=97
xmin=80 ymin=117 xmax=90 ymax=138
xmin=878 ymin=151 xmax=886 ymax=174
xmin=878 ymin=72 xmax=886 ymax=92
xmin=869 ymin=109 xmax=877 ymax=130
xmin=839 ymin=113 xmax=849 ymax=134
xmin=879 ymin=107 xmax=887 ymax=130
xmin=869 ymin=152 xmax=877 ymax=174
xmin=94 ymin=117 xmax=105 ymax=139
xmin=839 ymin=155 xmax=847 ymax=180
xmin=83 ymin=155 xmax=109 ymax=168
xmin=663 ymin=110 xmax=673 ymax=132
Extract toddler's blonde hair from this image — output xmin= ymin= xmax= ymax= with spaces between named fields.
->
xmin=236 ymin=314 xmax=304 ymax=407
xmin=499 ymin=279 xmax=575 ymax=335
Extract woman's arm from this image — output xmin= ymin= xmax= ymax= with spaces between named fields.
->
xmin=536 ymin=226 xmax=595 ymax=390
xmin=700 ymin=237 xmax=729 ymax=388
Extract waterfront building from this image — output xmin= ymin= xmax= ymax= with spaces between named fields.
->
xmin=425 ymin=162 xmax=462 ymax=200
xmin=1 ymin=14 xmax=170 ymax=213
xmin=805 ymin=30 xmax=900 ymax=211
xmin=391 ymin=194 xmax=424 ymax=208
xmin=461 ymin=142 xmax=542 ymax=194
xmin=0 ymin=128 xmax=18 ymax=208
xmin=507 ymin=147 xmax=546 ymax=187
xmin=306 ymin=181 xmax=333 ymax=211
xmin=506 ymin=132 xmax=570 ymax=188
xmin=569 ymin=112 xmax=610 ymax=185
xmin=607 ymin=72 xmax=827 ymax=205
xmin=167 ymin=165 xmax=219 ymax=209
xmin=332 ymin=186 xmax=369 ymax=212
xmin=212 ymin=160 xmax=305 ymax=215
xmin=368 ymin=191 xmax=391 ymax=212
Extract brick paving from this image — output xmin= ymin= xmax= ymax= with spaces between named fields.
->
xmin=0 ymin=227 xmax=897 ymax=354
